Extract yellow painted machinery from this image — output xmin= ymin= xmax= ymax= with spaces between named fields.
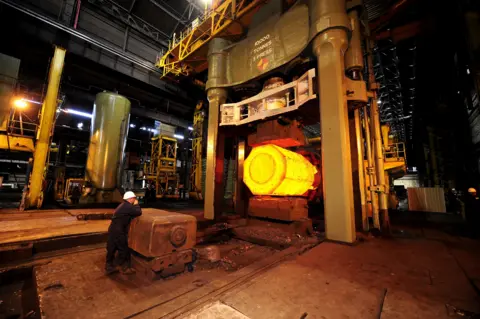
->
xmin=144 ymin=135 xmax=180 ymax=199
xmin=189 ymin=101 xmax=205 ymax=200
xmin=157 ymin=0 xmax=413 ymax=243
xmin=81 ymin=92 xmax=131 ymax=204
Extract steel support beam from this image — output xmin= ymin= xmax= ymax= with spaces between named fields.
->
xmin=27 ymin=47 xmax=66 ymax=209
xmin=149 ymin=0 xmax=187 ymax=25
xmin=312 ymin=0 xmax=356 ymax=243
xmin=0 ymin=0 xmax=158 ymax=72
xmin=204 ymin=38 xmax=230 ymax=220
xmin=129 ymin=107 xmax=189 ymax=128
xmin=89 ymin=0 xmax=169 ymax=47
xmin=345 ymin=8 xmax=368 ymax=231
xmin=234 ymin=138 xmax=246 ymax=218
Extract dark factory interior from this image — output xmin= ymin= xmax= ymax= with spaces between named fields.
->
xmin=0 ymin=0 xmax=480 ymax=318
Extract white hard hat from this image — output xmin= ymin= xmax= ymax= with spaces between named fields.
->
xmin=468 ymin=188 xmax=477 ymax=193
xmin=123 ymin=191 xmax=136 ymax=200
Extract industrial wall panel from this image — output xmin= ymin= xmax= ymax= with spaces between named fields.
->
xmin=9 ymin=2 xmax=193 ymax=102
xmin=469 ymin=108 xmax=480 ymax=145
xmin=78 ymin=10 xmax=126 ymax=48
xmin=23 ymin=0 xmax=64 ymax=20
xmin=407 ymin=187 xmax=446 ymax=213
xmin=127 ymin=32 xmax=160 ymax=63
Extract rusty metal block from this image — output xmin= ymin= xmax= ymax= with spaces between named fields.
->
xmin=248 ymin=119 xmax=305 ymax=148
xmin=128 ymin=209 xmax=196 ymax=258
xmin=248 ymin=197 xmax=308 ymax=221
xmin=131 ymin=250 xmax=195 ymax=281
xmin=150 ymin=250 xmax=193 ymax=272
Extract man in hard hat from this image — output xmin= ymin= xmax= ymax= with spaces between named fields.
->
xmin=465 ymin=188 xmax=480 ymax=238
xmin=105 ymin=191 xmax=142 ymax=275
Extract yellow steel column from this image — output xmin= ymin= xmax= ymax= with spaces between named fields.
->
xmin=354 ymin=109 xmax=368 ymax=231
xmin=204 ymin=38 xmax=229 ymax=220
xmin=366 ymin=39 xmax=389 ymax=232
xmin=363 ymin=106 xmax=380 ymax=228
xmin=190 ymin=103 xmax=205 ymax=200
xmin=27 ymin=47 xmax=66 ymax=209
xmin=371 ymin=98 xmax=389 ymax=230
xmin=234 ymin=139 xmax=246 ymax=217
xmin=345 ymin=6 xmax=368 ymax=231
xmin=312 ymin=0 xmax=355 ymax=243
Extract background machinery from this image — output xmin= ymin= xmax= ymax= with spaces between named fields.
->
xmin=144 ymin=134 xmax=180 ymax=200
xmin=189 ymin=101 xmax=205 ymax=200
xmin=81 ymin=92 xmax=131 ymax=204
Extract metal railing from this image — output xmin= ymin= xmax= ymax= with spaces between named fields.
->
xmin=155 ymin=0 xmax=264 ymax=77
xmin=384 ymin=142 xmax=406 ymax=162
xmin=220 ymin=69 xmax=316 ymax=126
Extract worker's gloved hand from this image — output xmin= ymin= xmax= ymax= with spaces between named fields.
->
xmin=133 ymin=199 xmax=139 ymax=206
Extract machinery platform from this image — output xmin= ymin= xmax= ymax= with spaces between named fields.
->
xmin=0 ymin=206 xmax=207 ymax=246
xmin=0 ymin=209 xmax=112 ymax=245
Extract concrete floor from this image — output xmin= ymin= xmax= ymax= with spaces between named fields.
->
xmin=29 ymin=229 xmax=480 ymax=319
xmin=35 ymin=239 xmax=279 ymax=318
xmin=1 ymin=206 xmax=479 ymax=318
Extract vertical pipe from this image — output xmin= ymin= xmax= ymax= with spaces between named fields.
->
xmin=354 ymin=109 xmax=368 ymax=231
xmin=345 ymin=8 xmax=368 ymax=231
xmin=19 ymin=113 xmax=23 ymax=135
xmin=363 ymin=106 xmax=380 ymax=228
xmin=311 ymin=0 xmax=355 ymax=243
xmin=204 ymin=38 xmax=229 ymax=220
xmin=235 ymin=138 xmax=246 ymax=217
xmin=371 ymin=98 xmax=389 ymax=231
xmin=73 ymin=0 xmax=81 ymax=29
xmin=27 ymin=47 xmax=66 ymax=209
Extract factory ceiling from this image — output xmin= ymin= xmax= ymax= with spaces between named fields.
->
xmin=0 ymin=0 xmax=427 ymax=138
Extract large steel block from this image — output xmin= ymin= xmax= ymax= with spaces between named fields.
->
xmin=248 ymin=197 xmax=308 ymax=221
xmin=128 ymin=209 xmax=196 ymax=258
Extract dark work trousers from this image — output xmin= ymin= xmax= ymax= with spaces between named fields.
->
xmin=106 ymin=232 xmax=130 ymax=268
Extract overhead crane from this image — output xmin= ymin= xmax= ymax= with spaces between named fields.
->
xmin=156 ymin=0 xmax=269 ymax=78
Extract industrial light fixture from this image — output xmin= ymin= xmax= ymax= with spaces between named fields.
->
xmin=130 ymin=123 xmax=136 ymax=128
xmin=377 ymin=100 xmax=382 ymax=104
xmin=77 ymin=122 xmax=83 ymax=129
xmin=21 ymin=98 xmax=42 ymax=105
xmin=140 ymin=127 xmax=147 ymax=131
xmin=13 ymin=99 xmax=28 ymax=109
xmin=64 ymin=108 xmax=92 ymax=118
xmin=174 ymin=134 xmax=184 ymax=140
xmin=188 ymin=126 xmax=193 ymax=131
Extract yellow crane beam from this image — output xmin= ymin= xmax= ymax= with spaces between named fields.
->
xmin=156 ymin=0 xmax=266 ymax=78
xmin=0 ymin=135 xmax=34 ymax=152
xmin=27 ymin=46 xmax=66 ymax=209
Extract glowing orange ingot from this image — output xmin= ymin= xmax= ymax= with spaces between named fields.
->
xmin=243 ymin=144 xmax=317 ymax=196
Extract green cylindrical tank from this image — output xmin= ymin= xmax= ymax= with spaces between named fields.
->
xmin=86 ymin=92 xmax=131 ymax=190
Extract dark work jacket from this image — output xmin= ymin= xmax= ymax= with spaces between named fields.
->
xmin=465 ymin=195 xmax=480 ymax=223
xmin=108 ymin=201 xmax=142 ymax=235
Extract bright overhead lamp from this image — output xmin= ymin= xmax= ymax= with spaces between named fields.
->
xmin=64 ymin=108 xmax=92 ymax=118
xmin=13 ymin=99 xmax=28 ymax=109
xmin=174 ymin=134 xmax=184 ymax=140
